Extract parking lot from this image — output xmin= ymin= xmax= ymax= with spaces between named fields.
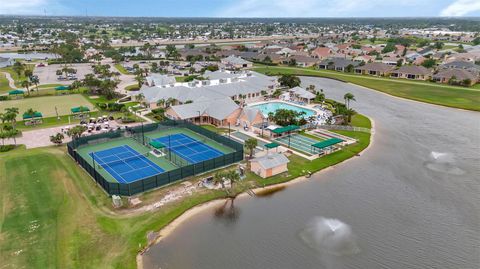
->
xmin=33 ymin=63 xmax=94 ymax=85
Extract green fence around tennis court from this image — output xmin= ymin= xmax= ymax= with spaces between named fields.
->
xmin=67 ymin=120 xmax=244 ymax=196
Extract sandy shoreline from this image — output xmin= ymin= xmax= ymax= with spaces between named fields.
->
xmin=137 ymin=118 xmax=376 ymax=269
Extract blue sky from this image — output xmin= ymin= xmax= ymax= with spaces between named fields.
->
xmin=1 ymin=0 xmax=480 ymax=17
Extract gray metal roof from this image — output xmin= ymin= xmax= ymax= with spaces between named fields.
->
xmin=138 ymin=71 xmax=275 ymax=104
xmin=169 ymin=97 xmax=239 ymax=120
xmin=251 ymin=153 xmax=290 ymax=170
xmin=146 ymin=74 xmax=176 ymax=87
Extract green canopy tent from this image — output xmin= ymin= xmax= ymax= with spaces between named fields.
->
xmin=311 ymin=138 xmax=343 ymax=154
xmin=71 ymin=106 xmax=91 ymax=113
xmin=55 ymin=85 xmax=70 ymax=91
xmin=271 ymin=125 xmax=299 ymax=147
xmin=264 ymin=142 xmax=280 ymax=152
xmin=271 ymin=125 xmax=299 ymax=135
xmin=22 ymin=111 xmax=43 ymax=119
xmin=149 ymin=140 xmax=165 ymax=149
xmin=8 ymin=89 xmax=25 ymax=96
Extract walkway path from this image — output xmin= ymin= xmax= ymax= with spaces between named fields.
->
xmin=1 ymin=71 xmax=16 ymax=89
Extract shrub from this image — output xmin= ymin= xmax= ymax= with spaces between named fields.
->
xmin=0 ymin=145 xmax=15 ymax=152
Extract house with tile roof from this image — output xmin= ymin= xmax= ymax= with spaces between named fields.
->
xmin=391 ymin=65 xmax=433 ymax=80
xmin=355 ymin=62 xmax=395 ymax=76
xmin=311 ymin=47 xmax=333 ymax=60
xmin=433 ymin=69 xmax=478 ymax=86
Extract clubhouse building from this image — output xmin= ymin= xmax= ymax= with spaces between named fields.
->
xmin=134 ymin=70 xmax=275 ymax=127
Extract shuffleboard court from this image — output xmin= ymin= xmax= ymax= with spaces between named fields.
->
xmin=90 ymin=145 xmax=164 ymax=183
xmin=275 ymin=133 xmax=322 ymax=155
xmin=153 ymin=133 xmax=224 ymax=164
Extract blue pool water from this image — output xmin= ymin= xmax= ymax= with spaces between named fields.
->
xmin=249 ymin=102 xmax=316 ymax=118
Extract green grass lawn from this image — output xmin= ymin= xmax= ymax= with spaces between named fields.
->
xmin=253 ymin=65 xmax=480 ymax=111
xmin=0 ymin=72 xmax=11 ymax=92
xmin=0 ymin=115 xmax=371 ymax=268
xmin=350 ymin=114 xmax=372 ymax=129
xmin=0 ymin=146 xmax=227 ymax=269
xmin=114 ymin=64 xmax=129 ymax=75
xmin=125 ymin=84 xmax=140 ymax=91
xmin=0 ymin=65 xmax=35 ymax=87
xmin=175 ymin=76 xmax=187 ymax=82
xmin=0 ymin=94 xmax=95 ymax=121
xmin=200 ymin=124 xmax=231 ymax=134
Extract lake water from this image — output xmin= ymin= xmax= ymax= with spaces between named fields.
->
xmin=0 ymin=52 xmax=58 ymax=60
xmin=143 ymin=77 xmax=480 ymax=269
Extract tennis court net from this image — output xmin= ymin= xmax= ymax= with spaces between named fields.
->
xmin=95 ymin=152 xmax=149 ymax=168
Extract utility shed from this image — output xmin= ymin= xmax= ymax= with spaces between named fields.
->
xmin=250 ymin=153 xmax=289 ymax=178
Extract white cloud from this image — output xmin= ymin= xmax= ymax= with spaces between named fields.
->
xmin=0 ymin=0 xmax=64 ymax=15
xmin=218 ymin=0 xmax=429 ymax=17
xmin=440 ymin=0 xmax=480 ymax=16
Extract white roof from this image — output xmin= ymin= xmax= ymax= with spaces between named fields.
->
xmin=289 ymin=86 xmax=316 ymax=99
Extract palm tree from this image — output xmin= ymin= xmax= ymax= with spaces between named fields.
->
xmin=30 ymin=75 xmax=40 ymax=95
xmin=135 ymin=74 xmax=145 ymax=88
xmin=21 ymin=80 xmax=32 ymax=96
xmin=214 ymin=171 xmax=226 ymax=189
xmin=166 ymin=97 xmax=175 ymax=108
xmin=343 ymin=93 xmax=356 ymax=110
xmin=344 ymin=108 xmax=357 ymax=124
xmin=244 ymin=138 xmax=258 ymax=159
xmin=156 ymin=99 xmax=165 ymax=108
xmin=225 ymin=170 xmax=240 ymax=189
xmin=4 ymin=107 xmax=19 ymax=130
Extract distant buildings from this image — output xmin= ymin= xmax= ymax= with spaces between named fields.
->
xmin=0 ymin=57 xmax=14 ymax=68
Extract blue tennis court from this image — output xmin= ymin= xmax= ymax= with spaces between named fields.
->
xmin=90 ymin=145 xmax=164 ymax=183
xmin=153 ymin=133 xmax=224 ymax=164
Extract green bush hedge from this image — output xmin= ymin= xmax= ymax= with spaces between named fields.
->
xmin=0 ymin=145 xmax=15 ymax=152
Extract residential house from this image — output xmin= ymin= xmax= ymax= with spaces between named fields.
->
xmin=380 ymin=56 xmax=401 ymax=66
xmin=439 ymin=61 xmax=480 ymax=74
xmin=318 ymin=58 xmax=359 ymax=72
xmin=391 ymin=65 xmax=432 ymax=80
xmin=354 ymin=55 xmax=374 ymax=63
xmin=250 ymin=153 xmax=290 ymax=178
xmin=288 ymin=55 xmax=319 ymax=67
xmin=311 ymin=47 xmax=333 ymax=60
xmin=355 ymin=62 xmax=395 ymax=76
xmin=432 ymin=69 xmax=478 ymax=85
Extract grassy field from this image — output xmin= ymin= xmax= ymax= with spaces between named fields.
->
xmin=0 ymin=115 xmax=371 ymax=268
xmin=0 ymin=146 xmax=227 ymax=269
xmin=0 ymin=72 xmax=11 ymax=92
xmin=0 ymin=65 xmax=35 ymax=87
xmin=350 ymin=114 xmax=372 ymax=129
xmin=0 ymin=94 xmax=95 ymax=120
xmin=114 ymin=64 xmax=129 ymax=75
xmin=253 ymin=65 xmax=480 ymax=111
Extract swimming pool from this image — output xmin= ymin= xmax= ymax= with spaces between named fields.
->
xmin=249 ymin=102 xmax=316 ymax=118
